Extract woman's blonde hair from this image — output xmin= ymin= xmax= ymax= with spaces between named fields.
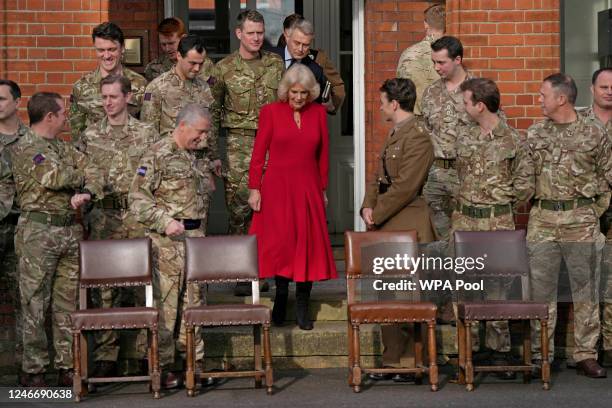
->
xmin=277 ymin=64 xmax=320 ymax=103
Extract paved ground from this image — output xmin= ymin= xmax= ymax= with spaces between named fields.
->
xmin=2 ymin=364 xmax=612 ymax=408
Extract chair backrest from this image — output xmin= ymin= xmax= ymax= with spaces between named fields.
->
xmin=344 ymin=230 xmax=418 ymax=304
xmin=79 ymin=238 xmax=153 ymax=309
xmin=453 ymin=230 xmax=529 ymax=277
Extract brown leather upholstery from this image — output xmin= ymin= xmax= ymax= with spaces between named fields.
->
xmin=349 ymin=301 xmax=436 ymax=323
xmin=457 ymin=301 xmax=548 ymax=321
xmin=454 ymin=230 xmax=529 ymax=277
xmin=344 ymin=231 xmax=418 ymax=277
xmin=184 ymin=304 xmax=271 ymax=326
xmin=185 ymin=236 xmax=258 ymax=282
xmin=71 ymin=307 xmax=159 ymax=330
xmin=79 ymin=238 xmax=152 ymax=287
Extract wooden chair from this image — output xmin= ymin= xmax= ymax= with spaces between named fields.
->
xmin=454 ymin=230 xmax=550 ymax=391
xmin=345 ymin=231 xmax=438 ymax=393
xmin=183 ymin=235 xmax=273 ymax=397
xmin=71 ymin=238 xmax=160 ymax=402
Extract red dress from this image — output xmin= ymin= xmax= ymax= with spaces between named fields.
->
xmin=248 ymin=101 xmax=337 ymax=282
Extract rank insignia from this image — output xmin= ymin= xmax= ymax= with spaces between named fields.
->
xmin=137 ymin=166 xmax=147 ymax=176
xmin=33 ymin=153 xmax=45 ymax=165
xmin=144 ymin=92 xmax=152 ymax=101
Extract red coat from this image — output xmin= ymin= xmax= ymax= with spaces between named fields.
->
xmin=248 ymin=101 xmax=337 ymax=282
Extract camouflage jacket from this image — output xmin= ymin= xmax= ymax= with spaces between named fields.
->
xmin=10 ymin=128 xmax=101 ymax=215
xmin=396 ymin=34 xmax=439 ymax=115
xmin=579 ymin=106 xmax=612 ymax=135
xmin=140 ymin=67 xmax=215 ymax=157
xmin=527 ymin=113 xmax=612 ymax=200
xmin=0 ymin=122 xmax=28 ymax=219
xmin=70 ymin=66 xmax=146 ymax=142
xmin=144 ymin=53 xmax=215 ymax=84
xmin=210 ymin=50 xmax=284 ymax=132
xmin=421 ymin=72 xmax=475 ymax=159
xmin=129 ymin=136 xmax=209 ymax=234
xmin=456 ymin=119 xmax=534 ymax=206
xmin=80 ymin=116 xmax=159 ymax=199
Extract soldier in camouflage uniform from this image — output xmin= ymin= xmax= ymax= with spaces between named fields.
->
xmin=0 ymin=79 xmax=27 ymax=368
xmin=11 ymin=93 xmax=101 ymax=387
xmin=453 ymin=78 xmax=534 ymax=378
xmin=70 ymin=22 xmax=146 ymax=143
xmin=580 ymin=68 xmax=612 ymax=367
xmin=141 ymin=34 xmax=216 ymax=233
xmin=129 ymin=104 xmax=211 ymax=389
xmin=396 ymin=3 xmax=445 ymax=115
xmin=77 ymin=76 xmax=159 ymax=377
xmin=144 ymin=17 xmax=214 ymax=84
xmin=211 ymin=10 xmax=283 ymax=235
xmin=421 ymin=36 xmax=473 ymax=245
xmin=527 ymin=73 xmax=612 ymax=378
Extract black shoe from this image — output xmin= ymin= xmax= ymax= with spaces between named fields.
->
xmin=576 ymin=358 xmax=607 ymax=378
xmin=392 ymin=373 xmax=415 ymax=382
xmin=92 ymin=360 xmax=117 ymax=377
xmin=19 ymin=372 xmax=48 ymax=387
xmin=161 ymin=371 xmax=184 ymax=389
xmin=296 ymin=281 xmax=313 ymax=330
xmin=57 ymin=369 xmax=75 ymax=387
xmin=367 ymin=372 xmax=392 ymax=381
xmin=272 ymin=277 xmax=290 ymax=326
xmin=234 ymin=282 xmax=252 ymax=297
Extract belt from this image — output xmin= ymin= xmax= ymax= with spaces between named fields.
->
xmin=456 ymin=202 xmax=512 ymax=218
xmin=175 ymin=219 xmax=202 ymax=230
xmin=25 ymin=211 xmax=77 ymax=227
xmin=94 ymin=196 xmax=129 ymax=210
xmin=1 ymin=213 xmax=19 ymax=225
xmin=432 ymin=158 xmax=456 ymax=169
xmin=536 ymin=198 xmax=594 ymax=211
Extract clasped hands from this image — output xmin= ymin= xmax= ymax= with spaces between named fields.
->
xmin=70 ymin=193 xmax=91 ymax=209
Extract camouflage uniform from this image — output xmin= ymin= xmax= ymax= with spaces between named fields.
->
xmin=69 ymin=66 xmax=146 ymax=143
xmin=452 ymin=119 xmax=534 ymax=352
xmin=129 ymin=136 xmax=209 ymax=368
xmin=0 ymin=122 xmax=27 ymax=365
xmin=396 ymin=34 xmax=439 ymax=115
xmin=580 ymin=106 xmax=612 ymax=356
xmin=80 ymin=116 xmax=159 ymax=363
xmin=421 ymin=73 xmax=474 ymax=244
xmin=141 ymin=67 xmax=215 ymax=233
xmin=210 ymin=50 xmax=283 ymax=234
xmin=526 ymin=113 xmax=612 ymax=363
xmin=11 ymin=128 xmax=100 ymax=374
xmin=144 ymin=53 xmax=215 ymax=84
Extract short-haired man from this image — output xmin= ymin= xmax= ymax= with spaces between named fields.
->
xmin=70 ymin=22 xmax=146 ymax=143
xmin=144 ymin=17 xmax=215 ymax=83
xmin=528 ymin=73 xmax=612 ymax=378
xmin=396 ymin=3 xmax=445 ymax=115
xmin=11 ymin=93 xmax=101 ymax=387
xmin=75 ymin=75 xmax=159 ymax=378
xmin=455 ymin=78 xmax=533 ymax=378
xmin=581 ymin=67 xmax=612 ymax=367
xmin=129 ymin=104 xmax=211 ymax=389
xmin=0 ymin=79 xmax=27 ymax=368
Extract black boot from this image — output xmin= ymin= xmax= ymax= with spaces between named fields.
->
xmin=272 ymin=277 xmax=290 ymax=326
xmin=296 ymin=282 xmax=313 ymax=330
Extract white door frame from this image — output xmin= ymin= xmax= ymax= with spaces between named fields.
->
xmin=352 ymin=0 xmax=366 ymax=232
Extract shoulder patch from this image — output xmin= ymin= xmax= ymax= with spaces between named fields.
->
xmin=137 ymin=166 xmax=147 ymax=176
xmin=33 ymin=153 xmax=45 ymax=165
xmin=144 ymin=92 xmax=152 ymax=101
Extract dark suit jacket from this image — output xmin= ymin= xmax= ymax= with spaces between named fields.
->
xmin=361 ymin=115 xmax=436 ymax=243
xmin=269 ymin=46 xmax=328 ymax=104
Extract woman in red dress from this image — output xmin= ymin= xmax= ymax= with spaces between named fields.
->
xmin=248 ymin=64 xmax=337 ymax=330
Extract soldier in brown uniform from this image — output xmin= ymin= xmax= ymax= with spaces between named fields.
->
xmin=70 ymin=22 xmax=146 ymax=143
xmin=361 ymin=78 xmax=435 ymax=381
xmin=129 ymin=104 xmax=211 ymax=389
xmin=528 ymin=73 xmax=612 ymax=378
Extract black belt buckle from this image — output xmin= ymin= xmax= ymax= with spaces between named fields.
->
xmin=552 ymin=201 xmax=564 ymax=211
xmin=181 ymin=219 xmax=202 ymax=230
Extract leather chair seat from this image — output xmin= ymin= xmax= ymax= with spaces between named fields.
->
xmin=184 ymin=304 xmax=271 ymax=326
xmin=458 ymin=300 xmax=548 ymax=321
xmin=349 ymin=301 xmax=437 ymax=323
xmin=71 ymin=307 xmax=158 ymax=330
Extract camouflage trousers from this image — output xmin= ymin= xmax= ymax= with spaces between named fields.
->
xmin=527 ymin=205 xmax=602 ymax=362
xmin=149 ymin=230 xmax=204 ymax=368
xmin=602 ymin=242 xmax=612 ymax=351
xmin=423 ymin=165 xmax=459 ymax=244
xmin=15 ymin=218 xmax=82 ymax=373
xmin=0 ymin=218 xmax=21 ymax=365
xmin=86 ymin=207 xmax=147 ymax=362
xmin=223 ymin=129 xmax=255 ymax=235
xmin=450 ymin=210 xmax=515 ymax=352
